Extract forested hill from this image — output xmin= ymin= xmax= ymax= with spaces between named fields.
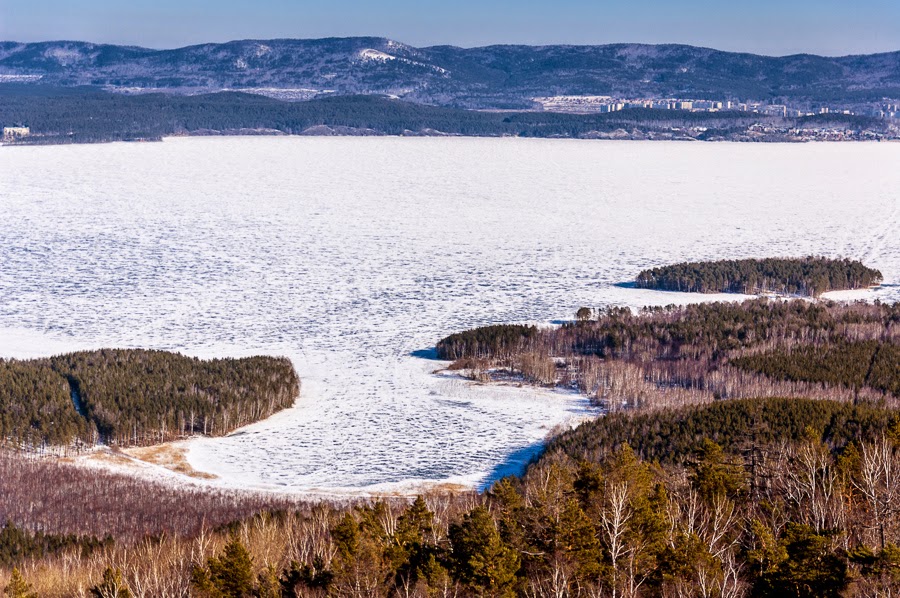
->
xmin=0 ymin=349 xmax=299 ymax=449
xmin=1 ymin=38 xmax=900 ymax=107
xmin=541 ymin=396 xmax=897 ymax=466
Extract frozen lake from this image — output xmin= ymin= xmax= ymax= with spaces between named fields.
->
xmin=1 ymin=137 xmax=899 ymax=493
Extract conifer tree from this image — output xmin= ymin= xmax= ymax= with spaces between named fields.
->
xmin=690 ymin=438 xmax=748 ymax=505
xmin=89 ymin=567 xmax=132 ymax=598
xmin=211 ymin=536 xmax=255 ymax=597
xmin=389 ymin=495 xmax=436 ymax=580
xmin=3 ymin=569 xmax=36 ymax=598
xmin=449 ymin=506 xmax=520 ymax=598
xmin=192 ymin=535 xmax=255 ymax=598
xmin=256 ymin=565 xmax=280 ymax=598
xmin=330 ymin=507 xmax=392 ymax=597
xmin=281 ymin=557 xmax=334 ymax=596
xmin=332 ymin=513 xmax=361 ymax=563
xmin=585 ymin=444 xmax=668 ymax=597
xmin=751 ymin=523 xmax=848 ymax=598
xmin=418 ymin=553 xmax=456 ymax=598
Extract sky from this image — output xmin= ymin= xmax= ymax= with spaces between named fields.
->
xmin=1 ymin=0 xmax=899 ymax=56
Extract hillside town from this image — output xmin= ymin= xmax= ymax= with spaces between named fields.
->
xmin=533 ymin=95 xmax=900 ymax=119
xmin=580 ymin=123 xmax=895 ymax=142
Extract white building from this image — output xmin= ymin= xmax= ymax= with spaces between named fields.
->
xmin=3 ymin=126 xmax=30 ymax=141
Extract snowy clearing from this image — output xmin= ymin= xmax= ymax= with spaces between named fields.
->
xmin=0 ymin=137 xmax=898 ymax=494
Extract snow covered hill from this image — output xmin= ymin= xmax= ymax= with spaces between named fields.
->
xmin=1 ymin=38 xmax=899 ymax=108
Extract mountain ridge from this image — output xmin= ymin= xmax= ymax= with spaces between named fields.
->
xmin=2 ymin=38 xmax=899 ymax=109
xmin=4 ymin=37 xmax=899 ymax=59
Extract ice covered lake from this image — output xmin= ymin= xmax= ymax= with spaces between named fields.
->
xmin=1 ymin=137 xmax=899 ymax=494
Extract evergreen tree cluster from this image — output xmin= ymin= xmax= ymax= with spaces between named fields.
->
xmin=0 ymin=349 xmax=299 ymax=449
xmin=0 ymin=521 xmax=108 ymax=569
xmin=114 ymin=400 xmax=900 ymax=597
xmin=513 ymin=397 xmax=900 ymax=597
xmin=556 ymin=299 xmax=851 ymax=358
xmin=440 ymin=299 xmax=900 ymax=362
xmin=0 ymin=360 xmax=90 ymax=448
xmin=544 ymin=397 xmax=897 ymax=466
xmin=436 ymin=325 xmax=538 ymax=361
xmin=187 ymin=499 xmax=521 ymax=598
xmin=634 ymin=257 xmax=882 ymax=297
xmin=732 ymin=340 xmax=900 ymax=396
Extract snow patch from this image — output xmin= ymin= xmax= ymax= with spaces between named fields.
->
xmin=359 ymin=49 xmax=397 ymax=62
xmin=357 ymin=48 xmax=448 ymax=75
xmin=0 ymin=74 xmax=42 ymax=82
xmin=44 ymin=47 xmax=84 ymax=66
xmin=820 ymin=287 xmax=883 ymax=302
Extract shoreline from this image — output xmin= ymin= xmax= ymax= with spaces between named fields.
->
xmin=5 ymin=131 xmax=899 ymax=148
xmin=2 ymin=286 xmax=887 ymax=498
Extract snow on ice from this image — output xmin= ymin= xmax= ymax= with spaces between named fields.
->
xmin=0 ymin=137 xmax=898 ymax=494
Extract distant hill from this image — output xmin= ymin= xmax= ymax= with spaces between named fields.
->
xmin=1 ymin=38 xmax=899 ymax=108
xmin=1 ymin=86 xmax=893 ymax=144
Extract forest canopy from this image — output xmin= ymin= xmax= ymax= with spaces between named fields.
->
xmin=634 ymin=257 xmax=882 ymax=296
xmin=0 ymin=349 xmax=299 ymax=449
xmin=731 ymin=340 xmax=900 ymax=396
xmin=543 ymin=396 xmax=899 ymax=466
xmin=436 ymin=324 xmax=538 ymax=361
xmin=435 ymin=298 xmax=900 ymax=411
xmin=8 ymin=397 xmax=900 ymax=596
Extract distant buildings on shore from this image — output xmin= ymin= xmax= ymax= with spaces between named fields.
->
xmin=2 ymin=126 xmax=30 ymax=141
xmin=534 ymin=96 xmax=727 ymax=113
xmin=532 ymin=96 xmax=899 ymax=119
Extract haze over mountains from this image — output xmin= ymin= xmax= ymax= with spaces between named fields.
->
xmin=2 ymin=37 xmax=900 ymax=108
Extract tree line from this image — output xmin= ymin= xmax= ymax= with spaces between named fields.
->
xmin=435 ymin=298 xmax=900 ymax=412
xmin=436 ymin=325 xmax=538 ymax=361
xmin=634 ymin=257 xmax=883 ymax=297
xmin=0 ymin=84 xmax=846 ymax=145
xmin=0 ymin=360 xmax=91 ymax=449
xmin=731 ymin=340 xmax=900 ymax=397
xmin=544 ymin=397 xmax=897 ymax=467
xmin=0 ymin=349 xmax=299 ymax=449
xmin=0 ymin=521 xmax=110 ymax=570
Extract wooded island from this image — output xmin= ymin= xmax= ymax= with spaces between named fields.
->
xmin=635 ymin=257 xmax=882 ymax=296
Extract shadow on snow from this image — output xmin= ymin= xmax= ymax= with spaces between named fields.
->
xmin=478 ymin=440 xmax=546 ymax=492
xmin=409 ymin=347 xmax=439 ymax=360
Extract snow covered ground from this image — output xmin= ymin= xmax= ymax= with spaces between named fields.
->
xmin=0 ymin=137 xmax=898 ymax=494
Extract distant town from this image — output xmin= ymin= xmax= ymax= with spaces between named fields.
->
xmin=3 ymin=89 xmax=899 ymax=145
xmin=532 ymin=95 xmax=900 ymax=119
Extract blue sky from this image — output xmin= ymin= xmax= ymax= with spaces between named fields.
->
xmin=1 ymin=0 xmax=899 ymax=56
